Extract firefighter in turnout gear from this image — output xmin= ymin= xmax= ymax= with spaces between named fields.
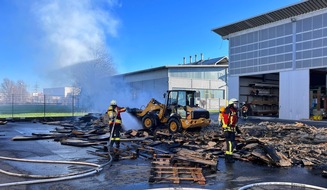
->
xmin=107 ymin=100 xmax=126 ymax=149
xmin=222 ymin=98 xmax=239 ymax=163
xmin=241 ymin=102 xmax=249 ymax=120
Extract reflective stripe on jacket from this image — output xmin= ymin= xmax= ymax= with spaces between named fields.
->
xmin=108 ymin=106 xmax=126 ymax=125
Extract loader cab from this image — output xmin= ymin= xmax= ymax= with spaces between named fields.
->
xmin=165 ymin=90 xmax=197 ymax=118
xmin=165 ymin=90 xmax=196 ymax=107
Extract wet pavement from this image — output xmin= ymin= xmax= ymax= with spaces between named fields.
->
xmin=0 ymin=120 xmax=327 ymax=190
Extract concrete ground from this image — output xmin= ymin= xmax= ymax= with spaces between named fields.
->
xmin=0 ymin=118 xmax=327 ymax=190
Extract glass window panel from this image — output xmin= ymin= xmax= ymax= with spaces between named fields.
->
xmin=313 ymin=29 xmax=323 ymax=39
xmin=296 ymin=52 xmax=302 ymax=59
xmin=313 ymin=39 xmax=323 ymax=48
xmin=296 ymin=20 xmax=303 ymax=32
xmin=285 ymin=44 xmax=293 ymax=52
xmin=253 ymin=31 xmax=258 ymax=42
xmin=303 ymin=50 xmax=311 ymax=59
xmin=323 ymin=47 xmax=327 ymax=56
xmin=268 ymin=56 xmax=275 ymax=64
xmin=269 ymin=27 xmax=276 ymax=38
xmin=278 ymin=63 xmax=285 ymax=69
xmin=268 ymin=40 xmax=276 ymax=47
xmin=246 ymin=67 xmax=254 ymax=73
xmin=303 ymin=41 xmax=312 ymax=50
xmin=269 ymin=64 xmax=276 ymax=70
xmin=296 ymin=60 xmax=302 ymax=68
xmin=303 ymin=32 xmax=312 ymax=41
xmin=323 ymin=57 xmax=327 ymax=66
xmin=276 ymin=46 xmax=284 ymax=54
xmin=285 ymin=53 xmax=292 ymax=61
xmin=269 ymin=47 xmax=276 ymax=55
xmin=285 ymin=62 xmax=292 ymax=68
xmin=296 ymin=42 xmax=302 ymax=51
xmin=313 ymin=49 xmax=323 ymax=58
xmin=312 ymin=58 xmax=323 ymax=67
xmin=313 ymin=15 xmax=323 ymax=29
xmin=323 ymin=13 xmax=327 ymax=26
xmin=296 ymin=34 xmax=303 ymax=42
xmin=276 ymin=55 xmax=283 ymax=62
xmin=302 ymin=17 xmax=312 ymax=32
xmin=260 ymin=65 xmax=268 ymax=71
xmin=276 ymin=25 xmax=284 ymax=36
xmin=285 ymin=23 xmax=293 ymax=34
xmin=303 ymin=59 xmax=311 ymax=67
xmin=276 ymin=38 xmax=284 ymax=45
xmin=285 ymin=36 xmax=293 ymax=44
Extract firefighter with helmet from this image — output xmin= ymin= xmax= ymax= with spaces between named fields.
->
xmin=221 ymin=98 xmax=239 ymax=163
xmin=107 ymin=100 xmax=126 ymax=149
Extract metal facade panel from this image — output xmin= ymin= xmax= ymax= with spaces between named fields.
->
xmin=191 ymin=79 xmax=210 ymax=89
xmin=123 ymin=69 xmax=168 ymax=82
xmin=279 ymin=70 xmax=309 ymax=120
xmin=228 ymin=76 xmax=240 ymax=101
xmin=169 ymin=78 xmax=192 ymax=89
xmin=213 ymin=0 xmax=327 ymax=37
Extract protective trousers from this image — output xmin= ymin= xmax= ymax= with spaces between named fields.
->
xmin=110 ymin=124 xmax=121 ymax=148
xmin=224 ymin=131 xmax=236 ymax=155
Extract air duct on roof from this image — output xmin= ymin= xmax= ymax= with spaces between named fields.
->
xmin=183 ymin=57 xmax=186 ymax=65
xmin=190 ymin=56 xmax=192 ymax=63
xmin=195 ymin=54 xmax=197 ymax=62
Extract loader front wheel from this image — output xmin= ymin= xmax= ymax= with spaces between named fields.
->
xmin=168 ymin=118 xmax=181 ymax=133
xmin=142 ymin=114 xmax=155 ymax=130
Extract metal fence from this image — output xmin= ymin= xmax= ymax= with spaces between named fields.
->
xmin=0 ymin=94 xmax=86 ymax=119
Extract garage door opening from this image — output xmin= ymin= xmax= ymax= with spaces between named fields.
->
xmin=239 ymin=73 xmax=279 ymax=117
xmin=310 ymin=68 xmax=327 ymax=120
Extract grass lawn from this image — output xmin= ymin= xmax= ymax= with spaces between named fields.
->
xmin=0 ymin=112 xmax=87 ymax=118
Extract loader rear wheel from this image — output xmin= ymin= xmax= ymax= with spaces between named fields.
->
xmin=168 ymin=118 xmax=181 ymax=133
xmin=142 ymin=114 xmax=155 ymax=130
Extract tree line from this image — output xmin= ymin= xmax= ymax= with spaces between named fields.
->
xmin=0 ymin=78 xmax=29 ymax=103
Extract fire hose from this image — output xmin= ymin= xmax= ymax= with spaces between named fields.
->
xmin=238 ymin=182 xmax=327 ymax=190
xmin=0 ymin=115 xmax=117 ymax=187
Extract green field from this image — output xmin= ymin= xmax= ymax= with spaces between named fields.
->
xmin=0 ymin=104 xmax=87 ymax=118
xmin=0 ymin=112 xmax=86 ymax=118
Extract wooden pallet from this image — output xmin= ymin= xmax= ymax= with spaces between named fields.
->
xmin=149 ymin=154 xmax=206 ymax=185
xmin=149 ymin=166 xmax=206 ymax=185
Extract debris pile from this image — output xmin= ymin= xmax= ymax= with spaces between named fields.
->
xmin=9 ymin=114 xmax=327 ymax=183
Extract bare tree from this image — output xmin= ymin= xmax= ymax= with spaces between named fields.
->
xmin=1 ymin=78 xmax=16 ymax=103
xmin=15 ymin=80 xmax=29 ymax=103
xmin=0 ymin=78 xmax=29 ymax=104
xmin=69 ymin=44 xmax=117 ymax=110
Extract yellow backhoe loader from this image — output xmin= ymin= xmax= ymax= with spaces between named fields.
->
xmin=129 ymin=90 xmax=211 ymax=133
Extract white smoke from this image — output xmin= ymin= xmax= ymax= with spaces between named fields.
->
xmin=29 ymin=0 xmax=153 ymax=130
xmin=32 ymin=0 xmax=120 ymax=68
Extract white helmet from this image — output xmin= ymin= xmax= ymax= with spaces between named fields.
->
xmin=110 ymin=100 xmax=117 ymax=106
xmin=228 ymin=98 xmax=238 ymax=105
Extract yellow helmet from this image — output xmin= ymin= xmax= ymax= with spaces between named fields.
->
xmin=228 ymin=98 xmax=238 ymax=105
xmin=110 ymin=100 xmax=117 ymax=106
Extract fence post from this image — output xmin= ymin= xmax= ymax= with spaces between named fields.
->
xmin=72 ymin=94 xmax=74 ymax=119
xmin=43 ymin=95 xmax=46 ymax=121
xmin=11 ymin=94 xmax=14 ymax=119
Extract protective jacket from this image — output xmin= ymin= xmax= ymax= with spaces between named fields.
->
xmin=107 ymin=106 xmax=126 ymax=125
xmin=222 ymin=105 xmax=238 ymax=132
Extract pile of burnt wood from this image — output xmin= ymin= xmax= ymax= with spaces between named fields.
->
xmin=11 ymin=115 xmax=327 ymax=178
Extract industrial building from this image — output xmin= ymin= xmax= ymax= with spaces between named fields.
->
xmin=114 ymin=56 xmax=228 ymax=110
xmin=213 ymin=0 xmax=327 ymax=120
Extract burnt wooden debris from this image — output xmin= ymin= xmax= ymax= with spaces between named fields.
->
xmin=8 ymin=113 xmax=327 ymax=180
xmin=149 ymin=154 xmax=206 ymax=185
